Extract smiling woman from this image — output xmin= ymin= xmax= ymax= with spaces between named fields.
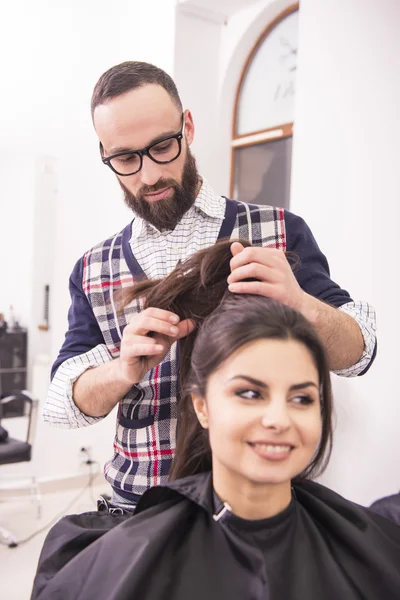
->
xmin=32 ymin=240 xmax=400 ymax=600
xmin=187 ymin=334 xmax=325 ymax=520
xmin=166 ymin=296 xmax=333 ymax=518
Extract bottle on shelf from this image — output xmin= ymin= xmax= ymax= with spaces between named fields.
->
xmin=8 ymin=306 xmax=16 ymax=330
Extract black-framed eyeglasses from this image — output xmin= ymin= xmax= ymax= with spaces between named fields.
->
xmin=100 ymin=113 xmax=185 ymax=177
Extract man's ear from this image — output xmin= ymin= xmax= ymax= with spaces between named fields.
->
xmin=183 ymin=109 xmax=195 ymax=146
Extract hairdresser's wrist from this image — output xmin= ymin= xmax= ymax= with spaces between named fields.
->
xmin=295 ymin=291 xmax=320 ymax=325
xmin=111 ymin=357 xmax=141 ymax=388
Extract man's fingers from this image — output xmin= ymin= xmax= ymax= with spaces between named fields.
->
xmin=228 ymin=263 xmax=281 ymax=285
xmin=228 ymin=280 xmax=278 ymax=298
xmin=126 ymin=307 xmax=179 ymax=332
xmin=126 ymin=343 xmax=166 ymax=358
xmin=230 ymin=246 xmax=285 ymax=271
xmin=123 ymin=333 xmax=166 ymax=354
xmin=230 ymin=242 xmax=245 ymax=258
xmin=127 ymin=315 xmax=180 ymax=338
xmin=142 ymin=307 xmax=180 ymax=323
xmin=176 ymin=319 xmax=196 ymax=339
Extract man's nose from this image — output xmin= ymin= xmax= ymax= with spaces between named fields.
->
xmin=139 ymin=155 xmax=162 ymax=187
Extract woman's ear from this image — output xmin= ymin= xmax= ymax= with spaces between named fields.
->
xmin=192 ymin=394 xmax=209 ymax=429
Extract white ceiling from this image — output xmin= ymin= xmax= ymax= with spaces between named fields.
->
xmin=178 ymin=0 xmax=262 ymax=19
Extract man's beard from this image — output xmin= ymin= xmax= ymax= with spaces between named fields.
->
xmin=120 ymin=148 xmax=199 ymax=231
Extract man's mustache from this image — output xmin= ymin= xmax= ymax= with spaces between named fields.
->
xmin=138 ymin=179 xmax=177 ymax=198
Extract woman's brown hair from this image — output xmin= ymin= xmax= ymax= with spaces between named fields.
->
xmin=124 ymin=240 xmax=333 ymax=482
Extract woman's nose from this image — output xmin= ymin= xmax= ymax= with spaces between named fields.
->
xmin=260 ymin=399 xmax=291 ymax=431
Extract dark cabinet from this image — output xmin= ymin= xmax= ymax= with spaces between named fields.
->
xmin=0 ymin=329 xmax=28 ymax=417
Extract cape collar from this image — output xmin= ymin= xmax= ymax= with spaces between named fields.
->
xmin=135 ymin=472 xmax=214 ymax=515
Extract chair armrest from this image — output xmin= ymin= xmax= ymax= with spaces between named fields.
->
xmin=0 ymin=390 xmax=39 ymax=445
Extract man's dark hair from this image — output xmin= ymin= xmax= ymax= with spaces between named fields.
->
xmin=91 ymin=61 xmax=182 ymax=118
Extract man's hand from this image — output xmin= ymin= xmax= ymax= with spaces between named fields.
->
xmin=228 ymin=242 xmax=364 ymax=371
xmin=117 ymin=308 xmax=195 ymax=385
xmin=228 ymin=242 xmax=306 ymax=312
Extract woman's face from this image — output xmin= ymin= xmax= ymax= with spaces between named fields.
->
xmin=192 ymin=338 xmax=322 ymax=489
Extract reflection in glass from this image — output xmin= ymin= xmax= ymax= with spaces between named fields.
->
xmin=233 ymin=137 xmax=292 ymax=209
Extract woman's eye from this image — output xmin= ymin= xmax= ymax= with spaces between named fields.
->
xmin=235 ymin=389 xmax=261 ymax=400
xmin=291 ymin=395 xmax=314 ymax=406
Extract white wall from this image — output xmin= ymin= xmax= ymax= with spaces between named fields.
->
xmin=290 ymin=0 xmax=400 ymax=504
xmin=174 ymin=5 xmax=225 ymax=187
xmin=1 ymin=0 xmax=177 ymax=480
xmin=0 ymin=156 xmax=35 ymax=329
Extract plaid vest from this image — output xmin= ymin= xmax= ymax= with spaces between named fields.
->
xmin=82 ymin=199 xmax=286 ymax=501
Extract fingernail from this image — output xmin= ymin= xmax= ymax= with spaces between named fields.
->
xmin=228 ymin=284 xmax=238 ymax=291
xmin=170 ymin=315 xmax=179 ymax=324
xmin=170 ymin=326 xmax=179 ymax=335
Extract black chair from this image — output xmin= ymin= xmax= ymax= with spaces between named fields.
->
xmin=0 ymin=391 xmax=40 ymax=547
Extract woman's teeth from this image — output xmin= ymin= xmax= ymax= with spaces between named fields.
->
xmin=252 ymin=443 xmax=292 ymax=453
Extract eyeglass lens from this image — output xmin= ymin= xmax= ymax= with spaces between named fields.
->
xmin=109 ymin=137 xmax=181 ymax=175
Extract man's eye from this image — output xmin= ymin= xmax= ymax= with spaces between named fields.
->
xmin=235 ymin=389 xmax=261 ymax=400
xmin=117 ymin=154 xmax=138 ymax=163
xmin=152 ymin=140 xmax=173 ymax=153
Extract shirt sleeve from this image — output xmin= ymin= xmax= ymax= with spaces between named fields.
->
xmin=43 ymin=258 xmax=111 ymax=428
xmin=285 ymin=211 xmax=377 ymax=376
xmin=50 ymin=258 xmax=106 ymax=378
xmin=335 ymin=301 xmax=377 ymax=377
xmin=43 ymin=344 xmax=113 ymax=428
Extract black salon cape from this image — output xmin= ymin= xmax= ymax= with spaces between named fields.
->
xmin=31 ymin=473 xmax=400 ymax=600
xmin=370 ymin=491 xmax=400 ymax=526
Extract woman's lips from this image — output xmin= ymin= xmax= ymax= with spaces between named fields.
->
xmin=247 ymin=442 xmax=294 ymax=461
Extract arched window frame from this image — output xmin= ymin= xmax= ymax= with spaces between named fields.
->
xmin=230 ymin=2 xmax=299 ymax=198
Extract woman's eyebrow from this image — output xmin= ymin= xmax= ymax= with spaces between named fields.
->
xmin=289 ymin=382 xmax=319 ymax=392
xmin=227 ymin=376 xmax=319 ymax=392
xmin=227 ymin=375 xmax=267 ymax=388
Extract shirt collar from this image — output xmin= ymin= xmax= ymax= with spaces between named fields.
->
xmin=131 ymin=213 xmax=147 ymax=240
xmin=193 ymin=178 xmax=226 ymax=220
xmin=130 ymin=178 xmax=225 ymax=240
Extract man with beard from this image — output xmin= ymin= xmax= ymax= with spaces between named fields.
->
xmin=44 ymin=61 xmax=376 ymax=511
